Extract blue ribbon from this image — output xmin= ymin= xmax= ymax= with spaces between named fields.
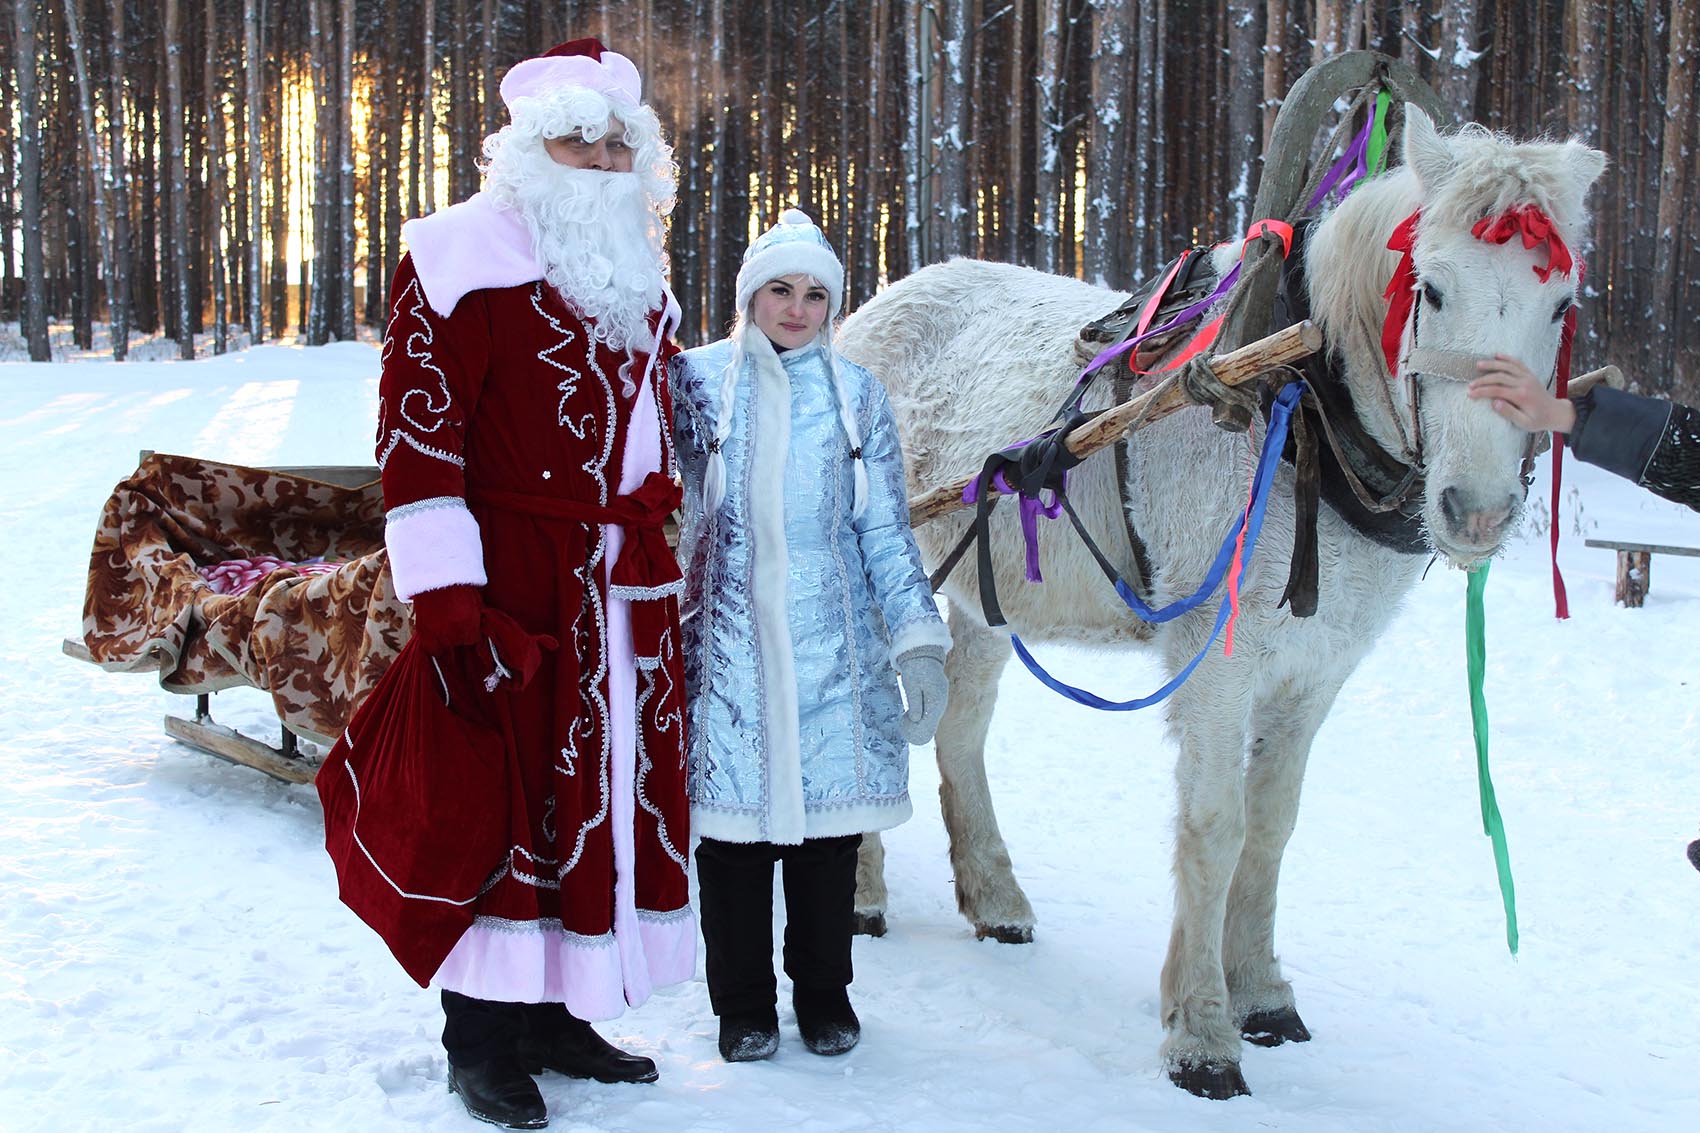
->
xmin=1011 ymin=380 xmax=1307 ymax=711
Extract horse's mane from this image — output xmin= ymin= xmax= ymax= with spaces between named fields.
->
xmin=1419 ymin=123 xmax=1599 ymax=239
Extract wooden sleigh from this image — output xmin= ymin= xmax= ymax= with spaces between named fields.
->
xmin=66 ymin=454 xmax=385 ymax=785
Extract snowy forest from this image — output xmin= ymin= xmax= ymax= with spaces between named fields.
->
xmin=3 ymin=1 xmax=1699 ymax=399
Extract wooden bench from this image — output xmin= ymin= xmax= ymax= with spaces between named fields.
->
xmin=1583 ymin=538 xmax=1700 ymax=607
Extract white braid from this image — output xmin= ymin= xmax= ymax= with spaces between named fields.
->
xmin=820 ymin=320 xmax=870 ymax=520
xmin=702 ymin=315 xmax=746 ymax=515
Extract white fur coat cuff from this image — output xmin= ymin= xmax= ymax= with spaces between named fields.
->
xmin=385 ymin=497 xmax=488 ymax=601
xmin=888 ymin=618 xmax=953 ymax=667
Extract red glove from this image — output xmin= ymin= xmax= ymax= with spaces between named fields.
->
xmin=410 ymin=584 xmax=484 ymax=650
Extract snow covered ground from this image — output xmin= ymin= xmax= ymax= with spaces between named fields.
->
xmin=2 ymin=343 xmax=1696 ymax=1133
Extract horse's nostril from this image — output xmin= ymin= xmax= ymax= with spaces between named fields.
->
xmin=1439 ymin=486 xmax=1463 ymax=528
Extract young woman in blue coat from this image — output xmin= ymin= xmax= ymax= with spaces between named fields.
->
xmin=669 ymin=210 xmax=952 ymax=1061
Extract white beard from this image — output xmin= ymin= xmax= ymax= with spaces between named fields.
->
xmin=487 ymin=148 xmax=668 ymax=354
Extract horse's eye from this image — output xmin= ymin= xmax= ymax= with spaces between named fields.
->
xmin=1421 ymin=284 xmax=1444 ymax=311
xmin=1553 ymin=297 xmax=1574 ymax=322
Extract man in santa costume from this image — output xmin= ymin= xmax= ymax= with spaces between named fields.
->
xmin=370 ymin=37 xmax=691 ymax=1130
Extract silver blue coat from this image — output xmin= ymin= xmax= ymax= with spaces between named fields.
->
xmin=670 ymin=330 xmax=951 ymax=845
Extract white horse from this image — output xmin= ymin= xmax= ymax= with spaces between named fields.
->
xmin=836 ymin=107 xmax=1605 ymax=1098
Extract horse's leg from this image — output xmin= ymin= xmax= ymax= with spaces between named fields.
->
xmin=1161 ymin=674 xmax=1254 ymax=1099
xmin=852 ymin=832 xmax=888 ymax=937
xmin=935 ymin=597 xmax=1034 ymax=943
xmin=1223 ymin=679 xmax=1336 ymax=1048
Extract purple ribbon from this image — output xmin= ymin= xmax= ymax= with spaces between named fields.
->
xmin=1307 ymin=111 xmax=1375 ymax=212
xmin=961 ymin=463 xmax=1067 ymax=581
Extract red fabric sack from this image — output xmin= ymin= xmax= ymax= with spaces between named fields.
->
xmin=317 ymin=607 xmax=555 ymax=986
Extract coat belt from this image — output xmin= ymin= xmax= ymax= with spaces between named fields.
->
xmin=470 ymin=472 xmax=684 ymax=607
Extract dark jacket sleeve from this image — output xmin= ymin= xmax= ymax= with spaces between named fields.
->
xmin=1567 ymin=386 xmax=1700 ymax=512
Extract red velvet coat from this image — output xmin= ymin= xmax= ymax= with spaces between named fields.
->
xmin=326 ymin=253 xmax=692 ymax=1014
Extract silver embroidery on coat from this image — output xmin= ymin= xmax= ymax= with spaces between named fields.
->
xmin=635 ymin=628 xmax=687 ymax=871
xmin=377 ymin=276 xmax=465 ymax=471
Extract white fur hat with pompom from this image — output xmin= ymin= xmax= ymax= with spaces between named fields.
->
xmin=734 ymin=208 xmax=845 ymax=319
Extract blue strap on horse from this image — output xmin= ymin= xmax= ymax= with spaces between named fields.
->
xmin=1010 ymin=379 xmax=1307 ymax=710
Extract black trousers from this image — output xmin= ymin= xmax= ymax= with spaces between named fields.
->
xmin=695 ymin=834 xmax=860 ymax=1019
xmin=440 ymin=991 xmax=584 ymax=1068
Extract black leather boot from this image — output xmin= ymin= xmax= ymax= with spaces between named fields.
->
xmin=447 ymin=1056 xmax=548 ymax=1129
xmin=1687 ymin=836 xmax=1700 ymax=872
xmin=718 ymin=1010 xmax=781 ymax=1062
xmin=794 ymin=987 xmax=860 ymax=1056
xmin=517 ymin=1013 xmax=658 ymax=1084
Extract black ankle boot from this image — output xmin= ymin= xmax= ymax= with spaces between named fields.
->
xmin=447 ymin=1056 xmax=548 ymax=1129
xmin=718 ymin=1011 xmax=781 ymax=1062
xmin=517 ymin=1018 xmax=659 ymax=1084
xmin=1687 ymin=837 xmax=1700 ymax=872
xmin=794 ymin=988 xmax=860 ymax=1056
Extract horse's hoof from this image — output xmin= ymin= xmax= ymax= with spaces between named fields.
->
xmin=973 ymin=923 xmax=1034 ymax=944
xmin=1168 ymin=1059 xmax=1251 ymax=1100
xmin=1241 ymin=1006 xmax=1312 ymax=1047
xmin=852 ymin=911 xmax=887 ymax=937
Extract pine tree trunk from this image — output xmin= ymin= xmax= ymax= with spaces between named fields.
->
xmin=837 ymin=0 xmax=851 ymax=279
xmin=364 ymin=1 xmax=387 ymax=328
xmin=63 ymin=0 xmax=122 ymax=356
xmin=383 ymin=27 xmax=404 ymax=300
xmin=1650 ymin=0 xmax=1696 ymax=386
xmin=1263 ymin=0 xmax=1287 ymax=150
xmin=936 ymin=0 xmax=969 ymax=258
xmin=707 ymin=0 xmax=726 ymax=321
xmin=1312 ymin=0 xmax=1340 ymax=64
xmin=339 ymin=0 xmax=355 ymax=339
xmin=1132 ymin=0 xmax=1160 ymax=279
xmin=244 ymin=0 xmax=263 ymax=341
xmin=1035 ymin=0 xmax=1064 ymax=274
xmin=1436 ymin=1 xmax=1479 ymax=121
xmin=268 ymin=9 xmax=288 ymax=336
xmin=1225 ymin=0 xmax=1262 ymax=234
xmin=1 ymin=12 xmax=18 ymax=327
xmin=905 ymin=0 xmax=929 ymax=268
xmin=450 ymin=0 xmax=468 ymax=202
xmin=104 ymin=0 xmax=130 ymax=355
xmin=15 ymin=0 xmax=51 ymax=359
xmin=1085 ymin=0 xmax=1132 ymax=287
xmin=423 ymin=0 xmax=436 ymax=215
xmin=1003 ymin=0 xmax=1026 ymax=265
xmin=165 ymin=0 xmax=194 ymax=358
xmin=481 ymin=0 xmax=496 ymax=138
xmin=205 ymin=0 xmax=227 ymax=353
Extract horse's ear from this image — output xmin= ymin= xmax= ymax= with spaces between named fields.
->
xmin=1401 ymin=106 xmax=1453 ymax=194
xmin=1562 ymin=140 xmax=1608 ymax=193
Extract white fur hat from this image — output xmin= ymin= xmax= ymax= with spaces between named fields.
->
xmin=734 ymin=208 xmax=845 ymax=319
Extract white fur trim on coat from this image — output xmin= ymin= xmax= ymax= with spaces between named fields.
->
xmin=691 ymin=796 xmax=913 ymax=845
xmin=744 ymin=329 xmax=805 ymax=844
xmin=888 ymin=617 xmax=954 ymax=667
xmin=385 ymin=497 xmax=488 ymax=601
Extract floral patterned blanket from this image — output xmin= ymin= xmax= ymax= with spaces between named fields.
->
xmin=80 ymin=454 xmax=407 ymax=746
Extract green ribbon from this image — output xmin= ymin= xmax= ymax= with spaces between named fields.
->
xmin=1466 ymin=563 xmax=1519 ymax=954
xmin=1367 ymin=90 xmax=1393 ymax=178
